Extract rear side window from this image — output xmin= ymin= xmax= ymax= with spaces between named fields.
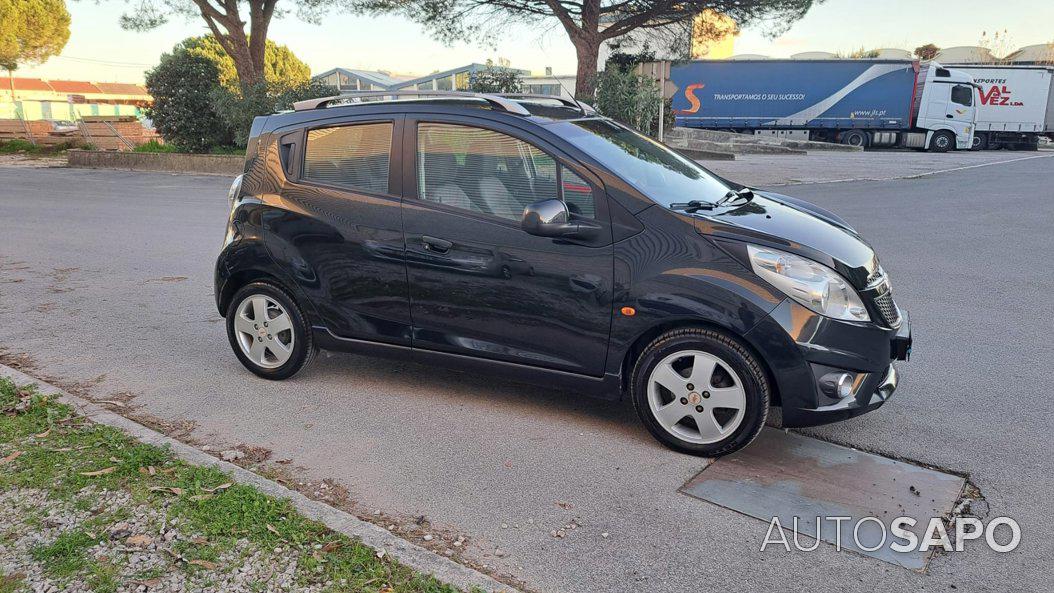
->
xmin=951 ymin=84 xmax=973 ymax=106
xmin=303 ymin=122 xmax=392 ymax=193
xmin=417 ymin=123 xmax=595 ymax=221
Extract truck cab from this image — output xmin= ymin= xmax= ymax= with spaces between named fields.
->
xmin=912 ymin=63 xmax=978 ymax=151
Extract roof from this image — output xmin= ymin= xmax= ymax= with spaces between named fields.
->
xmin=95 ymin=82 xmax=150 ymax=96
xmin=391 ymin=63 xmax=530 ymax=90
xmin=313 ymin=67 xmax=410 ymax=89
xmin=10 ymin=77 xmax=53 ymax=92
xmin=7 ymin=78 xmax=149 ymax=97
xmin=48 ymin=80 xmax=103 ymax=94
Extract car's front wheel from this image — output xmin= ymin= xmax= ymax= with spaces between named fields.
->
xmin=226 ymin=281 xmax=316 ymax=380
xmin=631 ymin=328 xmax=769 ymax=457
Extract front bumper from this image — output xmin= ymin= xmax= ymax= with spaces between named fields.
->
xmin=745 ymin=299 xmax=911 ymax=428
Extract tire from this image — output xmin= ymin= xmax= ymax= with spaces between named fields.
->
xmin=630 ymin=328 xmax=769 ymax=457
xmin=971 ymin=133 xmax=989 ymax=151
xmin=840 ymin=130 xmax=868 ymax=148
xmin=929 ymin=130 xmax=955 ymax=152
xmin=226 ymin=281 xmax=316 ymax=380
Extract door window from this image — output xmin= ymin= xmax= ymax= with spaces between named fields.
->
xmin=951 ymin=84 xmax=974 ymax=107
xmin=303 ymin=122 xmax=393 ymax=193
xmin=417 ymin=123 xmax=595 ymax=221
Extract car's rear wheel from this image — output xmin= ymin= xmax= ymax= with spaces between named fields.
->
xmin=226 ymin=281 xmax=316 ymax=380
xmin=631 ymin=328 xmax=769 ymax=457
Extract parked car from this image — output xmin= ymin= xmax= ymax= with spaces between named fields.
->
xmin=214 ymin=91 xmax=912 ymax=456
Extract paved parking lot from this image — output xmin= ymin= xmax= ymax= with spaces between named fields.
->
xmin=1 ymin=150 xmax=1052 ymax=592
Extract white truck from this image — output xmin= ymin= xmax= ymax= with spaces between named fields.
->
xmin=950 ymin=65 xmax=1054 ymax=150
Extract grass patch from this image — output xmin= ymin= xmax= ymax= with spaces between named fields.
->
xmin=131 ymin=140 xmax=180 ymax=153
xmin=0 ymin=377 xmax=468 ymax=592
xmin=0 ymin=139 xmax=92 ymax=155
xmin=0 ymin=572 xmax=25 ymax=593
xmin=30 ymin=528 xmax=103 ymax=577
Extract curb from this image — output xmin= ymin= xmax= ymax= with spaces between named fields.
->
xmin=0 ymin=363 xmax=520 ymax=593
xmin=67 ymin=149 xmax=243 ymax=177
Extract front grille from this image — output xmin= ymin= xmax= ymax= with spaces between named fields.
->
xmin=872 ymin=290 xmax=901 ymax=327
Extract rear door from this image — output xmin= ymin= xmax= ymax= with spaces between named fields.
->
xmin=273 ymin=114 xmax=411 ymax=345
xmin=400 ymin=115 xmax=615 ymax=376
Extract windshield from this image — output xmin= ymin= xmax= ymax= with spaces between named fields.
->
xmin=553 ymin=119 xmax=732 ymax=208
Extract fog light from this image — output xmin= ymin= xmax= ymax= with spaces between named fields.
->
xmin=820 ymin=372 xmax=855 ymax=399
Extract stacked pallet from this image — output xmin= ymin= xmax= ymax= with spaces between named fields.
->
xmin=76 ymin=116 xmax=158 ymax=151
xmin=0 ymin=117 xmax=160 ymax=151
xmin=0 ymin=119 xmax=55 ymax=144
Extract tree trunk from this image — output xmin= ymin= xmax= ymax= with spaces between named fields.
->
xmin=573 ymin=37 xmax=602 ymax=100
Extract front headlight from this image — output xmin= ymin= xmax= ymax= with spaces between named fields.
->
xmin=747 ymin=245 xmax=870 ymax=322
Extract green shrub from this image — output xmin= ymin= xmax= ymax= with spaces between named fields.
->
xmin=593 ymin=67 xmax=663 ymax=136
xmin=145 ymin=49 xmax=234 ymax=153
xmin=467 ymin=66 xmax=523 ymax=93
xmin=212 ymin=80 xmax=336 ymax=147
xmin=0 ymin=139 xmax=40 ymax=153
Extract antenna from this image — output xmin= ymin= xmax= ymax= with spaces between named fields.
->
xmin=534 ymin=38 xmax=592 ymax=114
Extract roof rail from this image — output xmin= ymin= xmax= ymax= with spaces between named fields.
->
xmin=292 ymin=90 xmax=532 ymax=116
xmin=496 ymin=93 xmax=596 ymax=114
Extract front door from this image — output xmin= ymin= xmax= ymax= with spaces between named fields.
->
xmin=946 ymin=82 xmax=977 ymax=149
xmin=400 ymin=118 xmax=614 ymax=376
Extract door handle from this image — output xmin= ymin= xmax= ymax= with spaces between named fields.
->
xmin=946 ymin=114 xmax=954 ymax=118
xmin=422 ymin=236 xmax=452 ymax=253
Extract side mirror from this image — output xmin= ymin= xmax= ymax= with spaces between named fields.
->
xmin=521 ymin=199 xmax=598 ymax=239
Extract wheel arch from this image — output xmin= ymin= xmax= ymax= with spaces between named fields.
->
xmin=618 ymin=317 xmax=782 ymax=407
xmin=217 ymin=266 xmax=318 ymax=327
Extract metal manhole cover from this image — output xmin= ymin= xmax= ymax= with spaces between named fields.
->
xmin=680 ymin=429 xmax=965 ymax=569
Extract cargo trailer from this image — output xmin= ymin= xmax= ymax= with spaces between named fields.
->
xmin=947 ymin=65 xmax=1054 ymax=150
xmin=671 ymin=60 xmax=978 ymax=152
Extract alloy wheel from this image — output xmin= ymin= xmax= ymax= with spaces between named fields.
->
xmin=647 ymin=350 xmax=747 ymax=444
xmin=233 ymin=294 xmax=295 ymax=369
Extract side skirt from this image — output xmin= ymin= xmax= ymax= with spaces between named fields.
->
xmin=312 ymin=327 xmax=623 ymax=400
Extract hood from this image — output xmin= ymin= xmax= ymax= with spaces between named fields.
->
xmin=693 ymin=191 xmax=879 ymax=287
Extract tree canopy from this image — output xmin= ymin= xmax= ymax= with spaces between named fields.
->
xmin=113 ymin=0 xmax=338 ymax=88
xmin=351 ymin=0 xmax=818 ymax=97
xmin=0 ymin=0 xmax=71 ymax=72
xmin=914 ymin=43 xmax=940 ymax=60
xmin=180 ymin=35 xmax=311 ymax=92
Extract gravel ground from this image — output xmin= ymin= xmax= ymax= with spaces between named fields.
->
xmin=0 ymin=486 xmax=319 ymax=593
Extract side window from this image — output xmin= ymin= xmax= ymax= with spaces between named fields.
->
xmin=303 ymin=122 xmax=392 ymax=193
xmin=416 ymin=123 xmax=598 ymax=222
xmin=417 ymin=123 xmax=558 ymax=222
xmin=560 ymin=167 xmax=596 ymax=219
xmin=951 ymin=84 xmax=973 ymax=107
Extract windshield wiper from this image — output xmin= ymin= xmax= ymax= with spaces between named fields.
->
xmin=670 ymin=188 xmax=754 ymax=213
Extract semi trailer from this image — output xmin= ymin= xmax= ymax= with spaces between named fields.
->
xmin=947 ymin=65 xmax=1054 ymax=150
xmin=670 ymin=60 xmax=978 ymax=152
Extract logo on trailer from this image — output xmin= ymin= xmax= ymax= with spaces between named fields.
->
xmin=978 ymin=85 xmax=1024 ymax=107
xmin=676 ymin=83 xmax=706 ymax=114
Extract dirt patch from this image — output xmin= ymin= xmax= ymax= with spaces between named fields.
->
xmin=146 ymin=276 xmax=189 ymax=283
xmin=126 ymin=411 xmax=197 ymax=440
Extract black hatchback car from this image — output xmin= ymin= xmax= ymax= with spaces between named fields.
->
xmin=215 ymin=91 xmax=911 ymax=456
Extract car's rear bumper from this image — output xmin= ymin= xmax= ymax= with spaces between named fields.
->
xmin=744 ymin=299 xmax=911 ymax=428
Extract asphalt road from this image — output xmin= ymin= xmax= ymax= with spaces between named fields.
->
xmin=1 ymin=152 xmax=1052 ymax=592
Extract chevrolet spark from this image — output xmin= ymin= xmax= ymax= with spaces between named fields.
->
xmin=215 ymin=92 xmax=912 ymax=456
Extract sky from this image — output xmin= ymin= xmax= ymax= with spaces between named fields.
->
xmin=16 ymin=0 xmax=1054 ymax=84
